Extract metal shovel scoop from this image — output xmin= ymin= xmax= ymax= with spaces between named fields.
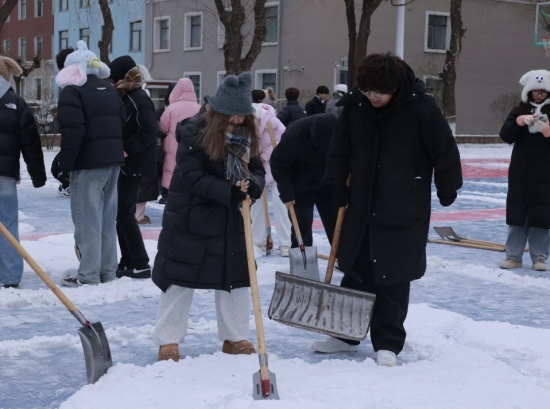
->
xmin=0 ymin=222 xmax=112 ymax=384
xmin=288 ymin=204 xmax=320 ymax=281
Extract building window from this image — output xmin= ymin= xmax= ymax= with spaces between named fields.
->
xmin=264 ymin=4 xmax=278 ymax=43
xmin=424 ymin=76 xmax=443 ymax=107
xmin=35 ymin=36 xmax=42 ymax=57
xmin=60 ymin=0 xmax=68 ymax=11
xmin=184 ymin=72 xmax=201 ymax=102
xmin=2 ymin=39 xmax=10 ymax=57
xmin=19 ymin=0 xmax=26 ymax=20
xmin=101 ymin=26 xmax=113 ymax=53
xmin=59 ymin=30 xmax=68 ymax=50
xmin=80 ymin=28 xmax=90 ymax=47
xmin=425 ymin=12 xmax=450 ymax=52
xmin=80 ymin=0 xmax=89 ymax=8
xmin=130 ymin=21 xmax=142 ymax=52
xmin=154 ymin=17 xmax=170 ymax=52
xmin=185 ymin=13 xmax=202 ymax=50
xmin=255 ymin=69 xmax=277 ymax=93
xmin=20 ymin=77 xmax=26 ymax=98
xmin=35 ymin=0 xmax=43 ymax=17
xmin=34 ymin=77 xmax=42 ymax=100
xmin=217 ymin=71 xmax=226 ymax=87
xmin=19 ymin=38 xmax=26 ymax=60
xmin=339 ymin=56 xmax=348 ymax=86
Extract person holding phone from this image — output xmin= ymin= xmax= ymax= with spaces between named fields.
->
xmin=499 ymin=69 xmax=550 ymax=272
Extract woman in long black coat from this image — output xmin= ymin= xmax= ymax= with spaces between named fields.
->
xmin=311 ymin=53 xmax=463 ymax=366
xmin=151 ymin=72 xmax=266 ymax=362
xmin=499 ymin=69 xmax=550 ymax=272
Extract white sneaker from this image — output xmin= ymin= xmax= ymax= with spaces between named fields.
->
xmin=376 ymin=350 xmax=397 ymax=367
xmin=57 ymin=184 xmax=70 ymax=198
xmin=279 ymin=246 xmax=290 ymax=257
xmin=311 ymin=336 xmax=359 ymax=353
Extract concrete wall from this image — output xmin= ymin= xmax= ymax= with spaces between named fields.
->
xmin=145 ymin=0 xmax=546 ymax=135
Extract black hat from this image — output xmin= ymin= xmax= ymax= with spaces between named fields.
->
xmin=109 ymin=55 xmax=137 ymax=83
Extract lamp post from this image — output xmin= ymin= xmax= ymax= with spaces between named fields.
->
xmin=396 ymin=0 xmax=405 ymax=58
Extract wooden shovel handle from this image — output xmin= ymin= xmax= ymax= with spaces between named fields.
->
xmin=0 ymin=221 xmax=79 ymax=312
xmin=288 ymin=204 xmax=303 ymax=239
xmin=324 ymin=174 xmax=352 ymax=284
xmin=267 ymin=121 xmax=277 ymax=149
xmin=242 ymin=199 xmax=268 ymax=358
xmin=428 ymin=238 xmax=505 ymax=252
xmin=262 ymin=189 xmax=271 ymax=228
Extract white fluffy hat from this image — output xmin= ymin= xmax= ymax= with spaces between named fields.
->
xmin=519 ymin=69 xmax=550 ymax=102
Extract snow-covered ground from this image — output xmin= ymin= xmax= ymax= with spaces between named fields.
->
xmin=2 ymin=144 xmax=550 ymax=409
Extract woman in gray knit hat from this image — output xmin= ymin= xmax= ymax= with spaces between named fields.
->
xmin=151 ymin=72 xmax=266 ymax=361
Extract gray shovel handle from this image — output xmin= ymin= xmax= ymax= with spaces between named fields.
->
xmin=0 ymin=221 xmax=82 ymax=316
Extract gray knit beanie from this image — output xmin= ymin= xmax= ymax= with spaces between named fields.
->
xmin=207 ymin=72 xmax=254 ymax=116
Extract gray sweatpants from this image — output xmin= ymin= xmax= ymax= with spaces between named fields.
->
xmin=153 ymin=285 xmax=250 ymax=346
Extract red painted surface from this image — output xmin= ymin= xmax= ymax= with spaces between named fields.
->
xmin=0 ymin=0 xmax=54 ymax=60
xmin=461 ymin=159 xmax=509 ymax=179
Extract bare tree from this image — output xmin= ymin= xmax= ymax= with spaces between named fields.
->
xmin=344 ymin=0 xmax=415 ymax=89
xmin=490 ymin=92 xmax=521 ymax=124
xmin=0 ymin=0 xmax=17 ymax=32
xmin=98 ymin=0 xmax=114 ymax=64
xmin=214 ymin=0 xmax=267 ymax=75
xmin=28 ymin=89 xmax=59 ymax=149
xmin=439 ymin=0 xmax=466 ymax=127
xmin=13 ymin=56 xmax=41 ymax=95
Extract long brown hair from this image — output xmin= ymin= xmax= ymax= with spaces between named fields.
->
xmin=199 ymin=109 xmax=259 ymax=161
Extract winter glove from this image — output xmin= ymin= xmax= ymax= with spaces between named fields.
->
xmin=532 ymin=119 xmax=550 ymax=137
xmin=230 ymin=185 xmax=248 ymax=205
xmin=332 ymin=185 xmax=350 ymax=208
xmin=517 ymin=115 xmax=536 ymax=126
xmin=437 ymin=191 xmax=457 ymax=207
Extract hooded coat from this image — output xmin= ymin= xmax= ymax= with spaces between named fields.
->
xmin=252 ymin=103 xmax=285 ymax=185
xmin=152 ymin=117 xmax=266 ymax=292
xmin=328 ymin=65 xmax=462 ymax=285
xmin=0 ymin=77 xmax=46 ymax=186
xmin=159 ymin=78 xmax=201 ymax=189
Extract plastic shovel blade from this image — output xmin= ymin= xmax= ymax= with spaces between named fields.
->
xmin=77 ymin=321 xmax=113 ymax=384
xmin=252 ymin=370 xmax=280 ymax=400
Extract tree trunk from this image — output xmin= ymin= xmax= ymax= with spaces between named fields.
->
xmin=215 ymin=0 xmax=267 ymax=76
xmin=440 ymin=0 xmax=466 ymax=131
xmin=98 ymin=0 xmax=114 ymax=64
xmin=0 ymin=0 xmax=18 ymax=33
xmin=354 ymin=0 xmax=383 ymax=80
xmin=344 ymin=0 xmax=357 ymax=90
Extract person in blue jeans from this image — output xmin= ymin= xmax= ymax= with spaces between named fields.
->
xmin=55 ymin=41 xmax=126 ymax=287
xmin=0 ymin=56 xmax=47 ymax=288
xmin=499 ymin=69 xmax=550 ymax=272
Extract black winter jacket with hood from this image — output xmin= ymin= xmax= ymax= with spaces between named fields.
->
xmin=152 ymin=116 xmax=266 ymax=292
xmin=57 ymin=75 xmax=126 ymax=171
xmin=0 ymin=81 xmax=46 ymax=186
xmin=329 ymin=64 xmax=462 ymax=286
xmin=277 ymin=100 xmax=307 ymax=126
xmin=305 ymin=96 xmax=327 ymax=116
xmin=270 ymin=114 xmax=337 ymax=203
xmin=120 ymin=88 xmax=158 ymax=177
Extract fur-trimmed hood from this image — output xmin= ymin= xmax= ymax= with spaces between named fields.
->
xmin=0 ymin=56 xmax=22 ymax=83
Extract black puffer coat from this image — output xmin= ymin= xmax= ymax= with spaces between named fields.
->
xmin=270 ymin=114 xmax=337 ymax=203
xmin=277 ymin=101 xmax=307 ymax=126
xmin=329 ymin=68 xmax=462 ymax=286
xmin=57 ymin=75 xmax=125 ymax=171
xmin=152 ymin=116 xmax=266 ymax=292
xmin=120 ymin=88 xmax=157 ymax=177
xmin=0 ymin=86 xmax=46 ymax=186
xmin=500 ymin=103 xmax=550 ymax=229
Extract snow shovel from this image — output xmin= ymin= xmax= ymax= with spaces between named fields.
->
xmin=0 ymin=222 xmax=112 ymax=385
xmin=288 ymin=204 xmax=320 ymax=281
xmin=428 ymin=237 xmax=505 ymax=251
xmin=268 ymin=186 xmax=377 ymax=341
xmin=242 ymin=199 xmax=280 ymax=400
xmin=261 ymin=190 xmax=273 ymax=256
xmin=433 ymin=226 xmax=505 ymax=249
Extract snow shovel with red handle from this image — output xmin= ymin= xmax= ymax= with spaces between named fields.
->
xmin=242 ymin=199 xmax=280 ymax=400
xmin=0 ymin=221 xmax=112 ymax=385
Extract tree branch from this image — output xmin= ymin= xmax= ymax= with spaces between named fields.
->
xmin=241 ymin=0 xmax=267 ymax=71
xmin=98 ymin=0 xmax=115 ymax=65
xmin=0 ymin=0 xmax=18 ymax=33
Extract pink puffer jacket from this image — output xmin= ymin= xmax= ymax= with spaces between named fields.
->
xmin=159 ymin=78 xmax=201 ymax=189
xmin=253 ymin=103 xmax=285 ymax=185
